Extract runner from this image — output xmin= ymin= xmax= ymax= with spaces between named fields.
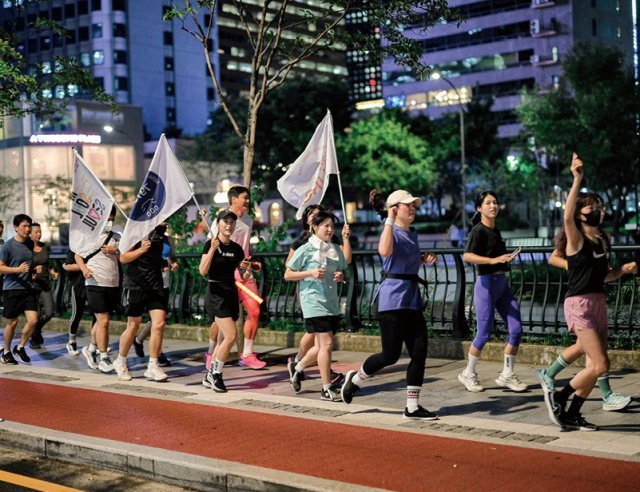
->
xmin=115 ymin=222 xmax=170 ymax=382
xmin=285 ymin=210 xmax=347 ymax=401
xmin=0 ymin=214 xmax=38 ymax=364
xmin=340 ymin=190 xmax=439 ymax=420
xmin=62 ymin=250 xmax=91 ymax=356
xmin=285 ymin=204 xmax=351 ymax=389
xmin=201 ymin=210 xmax=252 ymax=392
xmin=28 ymin=223 xmax=57 ymax=349
xmin=457 ymin=190 xmax=527 ymax=393
xmin=537 ymin=244 xmax=632 ymax=411
xmin=75 ymin=207 xmax=120 ymax=373
xmin=542 ymin=154 xmax=637 ymax=431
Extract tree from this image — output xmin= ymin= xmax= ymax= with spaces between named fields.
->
xmin=0 ymin=16 xmax=115 ymax=124
xmin=0 ymin=175 xmax=19 ymax=220
xmin=166 ymin=0 xmax=460 ymax=186
xmin=32 ymin=175 xmax=72 ymax=230
xmin=337 ymin=110 xmax=438 ymax=195
xmin=518 ymin=43 xmax=640 ymax=234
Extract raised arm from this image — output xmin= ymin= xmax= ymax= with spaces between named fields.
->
xmin=564 ymin=153 xmax=584 ymax=256
xmin=378 ymin=206 xmax=396 ymax=257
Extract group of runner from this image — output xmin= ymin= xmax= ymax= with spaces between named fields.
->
xmin=0 ymin=156 xmax=635 ymax=431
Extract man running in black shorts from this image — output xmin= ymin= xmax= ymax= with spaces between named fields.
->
xmin=0 ymin=214 xmax=39 ymax=364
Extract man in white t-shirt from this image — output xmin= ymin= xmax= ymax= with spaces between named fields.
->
xmin=75 ymin=207 xmax=120 ymax=373
xmin=206 ymin=186 xmax=265 ymax=369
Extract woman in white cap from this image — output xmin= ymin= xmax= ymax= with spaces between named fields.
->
xmin=340 ymin=189 xmax=438 ymax=420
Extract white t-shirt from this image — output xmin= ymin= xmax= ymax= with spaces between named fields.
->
xmin=85 ymin=232 xmax=120 ymax=288
xmin=211 ymin=212 xmax=253 ymax=258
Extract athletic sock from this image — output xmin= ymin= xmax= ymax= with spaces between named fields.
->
xmin=88 ymin=343 xmax=97 ymax=353
xmin=213 ymin=359 xmax=224 ymax=374
xmin=99 ymin=352 xmax=108 ymax=360
xmin=294 ymin=362 xmax=305 ymax=373
xmin=596 ymin=374 xmax=612 ymax=399
xmin=547 ymin=355 xmax=570 ymax=379
xmin=465 ymin=354 xmax=480 ymax=375
xmin=407 ymin=386 xmax=420 ymax=412
xmin=243 ymin=339 xmax=254 ymax=358
xmin=352 ymin=367 xmax=369 ymax=387
xmin=556 ymin=382 xmax=577 ymax=406
xmin=566 ymin=395 xmax=587 ymax=418
xmin=69 ymin=334 xmax=77 ymax=343
xmin=502 ymin=354 xmax=516 ymax=376
xmin=207 ymin=339 xmax=216 ymax=355
xmin=149 ymin=357 xmax=158 ymax=366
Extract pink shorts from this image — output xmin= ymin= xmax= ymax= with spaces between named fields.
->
xmin=563 ymin=293 xmax=608 ymax=334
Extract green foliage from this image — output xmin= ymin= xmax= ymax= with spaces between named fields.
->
xmin=166 ymin=206 xmax=199 ymax=246
xmin=0 ymin=175 xmax=19 ymax=218
xmin=32 ymin=175 xmax=72 ymax=227
xmin=253 ymin=218 xmax=295 ymax=253
xmin=337 ymin=110 xmax=439 ymax=194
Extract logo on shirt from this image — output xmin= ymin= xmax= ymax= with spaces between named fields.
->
xmin=592 ymin=251 xmax=607 ymax=259
xmin=130 ymin=172 xmax=166 ymax=222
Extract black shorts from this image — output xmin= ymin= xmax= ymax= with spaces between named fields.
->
xmin=305 ymin=316 xmax=340 ymax=334
xmin=123 ymin=288 xmax=168 ymax=317
xmin=2 ymin=289 xmax=38 ymax=319
xmin=86 ymin=286 xmax=120 ymax=314
xmin=205 ymin=282 xmax=239 ymax=321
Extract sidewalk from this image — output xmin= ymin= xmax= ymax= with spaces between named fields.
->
xmin=1 ymin=332 xmax=638 ymax=491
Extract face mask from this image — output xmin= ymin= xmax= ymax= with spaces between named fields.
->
xmin=153 ymin=225 xmax=167 ymax=238
xmin=581 ymin=210 xmax=602 ymax=227
xmin=103 ymin=221 xmax=113 ymax=232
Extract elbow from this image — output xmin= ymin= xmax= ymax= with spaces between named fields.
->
xmin=462 ymin=253 xmax=471 ymax=263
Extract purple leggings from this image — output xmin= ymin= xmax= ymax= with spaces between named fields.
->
xmin=472 ymin=274 xmax=522 ymax=351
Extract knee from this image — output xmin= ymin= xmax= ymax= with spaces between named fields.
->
xmin=508 ymin=326 xmax=523 ymax=347
xmin=472 ymin=334 xmax=490 ymax=351
xmin=153 ymin=320 xmax=166 ymax=332
xmin=245 ymin=303 xmax=260 ymax=320
xmin=592 ymin=359 xmax=610 ymax=378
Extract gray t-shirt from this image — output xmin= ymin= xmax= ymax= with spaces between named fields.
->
xmin=0 ymin=237 xmax=35 ymax=290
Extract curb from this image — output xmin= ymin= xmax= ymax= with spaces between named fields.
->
xmin=0 ymin=422 xmax=383 ymax=492
xmin=43 ymin=318 xmax=639 ymax=370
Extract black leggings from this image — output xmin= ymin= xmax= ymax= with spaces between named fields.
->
xmin=362 ymin=309 xmax=428 ymax=387
xmin=68 ymin=285 xmax=87 ymax=336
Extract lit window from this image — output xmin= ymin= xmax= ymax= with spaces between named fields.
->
xmin=80 ymin=52 xmax=90 ymax=67
xmin=67 ymin=84 xmax=79 ymax=96
xmin=93 ymin=50 xmax=105 ymax=64
xmin=41 ymin=61 xmax=51 ymax=74
xmin=55 ymin=85 xmax=65 ymax=98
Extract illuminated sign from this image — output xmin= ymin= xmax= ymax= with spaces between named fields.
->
xmin=29 ymin=134 xmax=102 ymax=145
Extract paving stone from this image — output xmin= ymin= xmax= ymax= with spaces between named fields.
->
xmin=4 ymin=371 xmax=79 ymax=383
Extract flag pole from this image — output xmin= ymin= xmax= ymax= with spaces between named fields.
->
xmin=327 ymin=110 xmax=348 ymax=224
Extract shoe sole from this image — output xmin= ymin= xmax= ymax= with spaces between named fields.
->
xmin=602 ymin=399 xmax=632 ymax=412
xmin=563 ymin=423 xmax=598 ymax=431
xmin=402 ymin=414 xmax=439 ymax=421
xmin=543 ymin=392 xmax=563 ymax=427
xmin=81 ymin=349 xmax=98 ymax=370
xmin=535 ymin=370 xmax=553 ymax=395
xmin=144 ymin=371 xmax=168 ymax=382
xmin=287 ymin=363 xmax=301 ymax=393
xmin=457 ymin=373 xmax=484 ymax=392
xmin=116 ymin=374 xmax=132 ymax=381
xmin=212 ymin=386 xmax=227 ymax=393
xmin=99 ymin=366 xmax=114 ymax=373
xmin=341 ymin=370 xmax=357 ymax=404
xmin=495 ymin=378 xmax=527 ymax=392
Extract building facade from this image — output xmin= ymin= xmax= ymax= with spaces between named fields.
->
xmin=380 ymin=0 xmax=638 ymax=137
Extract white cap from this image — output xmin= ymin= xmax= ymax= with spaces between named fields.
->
xmin=386 ymin=190 xmax=422 ymax=207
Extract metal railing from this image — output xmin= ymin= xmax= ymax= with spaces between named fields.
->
xmin=48 ymin=245 xmax=640 ymax=346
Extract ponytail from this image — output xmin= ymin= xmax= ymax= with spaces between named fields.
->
xmin=471 ymin=211 xmax=481 ymax=226
xmin=369 ymin=189 xmax=388 ymax=220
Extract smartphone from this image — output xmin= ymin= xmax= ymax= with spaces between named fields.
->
xmin=509 ymin=246 xmax=522 ymax=260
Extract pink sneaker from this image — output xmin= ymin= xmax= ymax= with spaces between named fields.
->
xmin=205 ymin=352 xmax=213 ymax=371
xmin=238 ymin=353 xmax=266 ymax=369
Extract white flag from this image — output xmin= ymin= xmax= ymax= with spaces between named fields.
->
xmin=119 ymin=134 xmax=193 ymax=253
xmin=69 ymin=151 xmax=115 ymax=257
xmin=277 ymin=111 xmax=339 ymax=219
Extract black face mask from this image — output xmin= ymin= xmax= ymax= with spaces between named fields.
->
xmin=581 ymin=210 xmax=602 ymax=227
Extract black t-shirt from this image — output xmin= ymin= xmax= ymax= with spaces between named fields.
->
xmin=464 ymin=223 xmax=509 ymax=275
xmin=202 ymin=239 xmax=244 ymax=283
xmin=291 ymin=231 xmax=341 ymax=251
xmin=565 ymin=233 xmax=610 ymax=298
xmin=64 ymin=250 xmax=85 ymax=290
xmin=124 ymin=234 xmax=165 ymax=291
xmin=32 ymin=242 xmax=51 ymax=291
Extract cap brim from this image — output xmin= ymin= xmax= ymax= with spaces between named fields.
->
xmin=399 ymin=198 xmax=422 ymax=206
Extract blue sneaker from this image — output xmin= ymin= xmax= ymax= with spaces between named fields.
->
xmin=536 ymin=369 xmax=554 ymax=395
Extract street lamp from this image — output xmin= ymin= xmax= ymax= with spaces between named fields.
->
xmin=432 ymin=72 xmax=467 ymax=234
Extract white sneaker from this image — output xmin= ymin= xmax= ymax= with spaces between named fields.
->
xmin=113 ymin=357 xmax=132 ymax=381
xmin=144 ymin=363 xmax=168 ymax=382
xmin=98 ymin=356 xmax=114 ymax=373
xmin=458 ymin=371 xmax=484 ymax=392
xmin=495 ymin=372 xmax=527 ymax=392
xmin=81 ymin=346 xmax=98 ymax=370
xmin=66 ymin=342 xmax=80 ymax=356
xmin=602 ymin=392 xmax=632 ymax=411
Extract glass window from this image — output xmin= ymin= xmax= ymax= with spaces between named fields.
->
xmin=115 ymin=77 xmax=128 ymax=91
xmin=164 ymin=57 xmax=174 ymax=70
xmin=55 ymin=85 xmax=65 ymax=98
xmin=207 ymin=87 xmax=215 ymax=100
xmin=92 ymin=23 xmax=102 ymax=38
xmin=164 ymin=31 xmax=173 ymax=45
xmin=114 ymin=50 xmax=127 ymax=63
xmin=111 ymin=147 xmax=135 ymax=180
xmin=78 ymin=26 xmax=89 ymax=41
xmin=113 ymin=23 xmax=126 ymax=38
xmin=78 ymin=0 xmax=89 ymax=15
xmin=52 ymin=7 xmax=62 ymax=21
xmin=41 ymin=61 xmax=52 ymax=74
xmin=112 ymin=0 xmax=126 ymax=11
xmin=92 ymin=50 xmax=104 ymax=64
xmin=94 ymin=77 xmax=104 ymax=89
xmin=66 ymin=30 xmax=76 ymax=44
xmin=64 ymin=3 xmax=75 ymax=18
xmin=40 ymin=36 xmax=51 ymax=50
xmin=27 ymin=38 xmax=37 ymax=53
xmin=165 ymin=82 xmax=174 ymax=95
xmin=92 ymin=0 xmax=102 ymax=11
xmin=80 ymin=52 xmax=90 ymax=67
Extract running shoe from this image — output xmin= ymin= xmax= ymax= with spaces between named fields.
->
xmin=495 ymin=372 xmax=527 ymax=392
xmin=457 ymin=371 xmax=484 ymax=392
xmin=320 ymin=387 xmax=341 ymax=401
xmin=1 ymin=349 xmax=18 ymax=365
xmin=98 ymin=356 xmax=114 ymax=373
xmin=202 ymin=370 xmax=214 ymax=388
xmin=66 ymin=341 xmax=80 ymax=356
xmin=81 ymin=346 xmax=99 ymax=370
xmin=330 ymin=369 xmax=345 ymax=386
xmin=12 ymin=345 xmax=30 ymax=363
xmin=212 ymin=373 xmax=227 ymax=393
xmin=132 ymin=338 xmax=145 ymax=358
xmin=535 ymin=368 xmax=554 ymax=395
xmin=28 ymin=340 xmax=41 ymax=350
xmin=544 ymin=391 xmax=564 ymax=427
xmin=144 ymin=363 xmax=168 ymax=382
xmin=288 ymin=362 xmax=302 ymax=393
xmin=560 ymin=413 xmax=598 ymax=431
xmin=287 ymin=356 xmax=305 ymax=381
xmin=158 ymin=352 xmax=172 ymax=367
xmin=238 ymin=353 xmax=266 ymax=369
xmin=340 ymin=370 xmax=361 ymax=404
xmin=403 ymin=406 xmax=439 ymax=421
xmin=602 ymin=392 xmax=632 ymax=412
xmin=113 ymin=357 xmax=132 ymax=381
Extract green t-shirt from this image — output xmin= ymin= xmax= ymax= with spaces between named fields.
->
xmin=287 ymin=241 xmax=347 ymax=318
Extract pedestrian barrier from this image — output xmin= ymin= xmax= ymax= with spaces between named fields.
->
xmin=49 ymin=245 xmax=640 ymax=348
